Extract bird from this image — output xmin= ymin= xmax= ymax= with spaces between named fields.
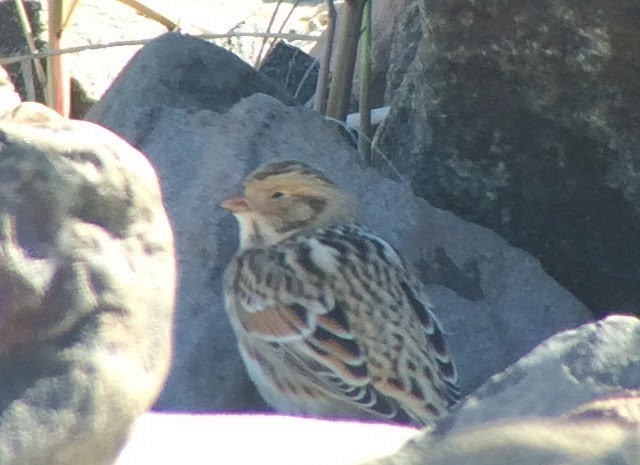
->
xmin=221 ymin=160 xmax=460 ymax=426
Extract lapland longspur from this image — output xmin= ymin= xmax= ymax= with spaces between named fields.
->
xmin=221 ymin=161 xmax=459 ymax=425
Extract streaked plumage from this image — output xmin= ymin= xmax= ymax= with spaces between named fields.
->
xmin=221 ymin=161 xmax=459 ymax=425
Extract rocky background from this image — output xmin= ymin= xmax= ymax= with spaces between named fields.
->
xmin=1 ymin=0 xmax=640 ymax=464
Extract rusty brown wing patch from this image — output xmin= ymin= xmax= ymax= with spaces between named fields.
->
xmin=237 ymin=303 xmax=311 ymax=340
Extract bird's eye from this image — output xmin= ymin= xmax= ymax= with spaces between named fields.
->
xmin=271 ymin=192 xmax=285 ymax=199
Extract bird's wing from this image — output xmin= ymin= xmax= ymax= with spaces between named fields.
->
xmin=309 ymin=226 xmax=461 ymax=416
xmin=224 ymin=241 xmax=418 ymax=423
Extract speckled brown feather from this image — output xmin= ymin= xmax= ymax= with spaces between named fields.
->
xmin=222 ymin=161 xmax=460 ymax=425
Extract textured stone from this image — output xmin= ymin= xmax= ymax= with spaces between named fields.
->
xmin=258 ymin=42 xmax=319 ymax=105
xmin=436 ymin=315 xmax=640 ymax=435
xmin=373 ymin=0 xmax=640 ymax=316
xmin=368 ymin=419 xmax=640 ymax=465
xmin=0 ymin=103 xmax=176 ymax=465
xmin=88 ymin=32 xmax=295 ymax=136
xmin=87 ymin=33 xmax=592 ymax=413
xmin=368 ymin=315 xmax=640 ymax=465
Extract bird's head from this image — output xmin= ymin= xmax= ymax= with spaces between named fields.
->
xmin=221 ymin=161 xmax=355 ymax=249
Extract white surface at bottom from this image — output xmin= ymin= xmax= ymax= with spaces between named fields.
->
xmin=115 ymin=413 xmax=418 ymax=465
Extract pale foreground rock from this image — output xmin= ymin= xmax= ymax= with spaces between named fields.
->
xmin=0 ymin=102 xmax=176 ymax=464
xmin=437 ymin=315 xmax=640 ymax=434
xmin=368 ymin=419 xmax=640 ymax=465
xmin=115 ymin=413 xmax=418 ymax=465
xmin=87 ymin=33 xmax=593 ymax=413
xmin=365 ymin=315 xmax=640 ymax=465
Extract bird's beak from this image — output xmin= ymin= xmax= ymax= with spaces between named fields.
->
xmin=220 ymin=194 xmax=250 ymax=213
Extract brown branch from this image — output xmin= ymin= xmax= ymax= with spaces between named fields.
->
xmin=0 ymin=33 xmax=320 ymax=66
xmin=314 ymin=0 xmax=336 ymax=114
xmin=325 ymin=0 xmax=365 ymax=121
xmin=115 ymin=0 xmax=180 ymax=31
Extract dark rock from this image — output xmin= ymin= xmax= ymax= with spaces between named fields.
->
xmin=88 ymin=32 xmax=295 ymax=140
xmin=87 ymin=32 xmax=592 ymax=413
xmin=0 ymin=102 xmax=176 ymax=465
xmin=384 ymin=0 xmax=422 ymax=104
xmin=0 ymin=1 xmax=45 ymax=104
xmin=258 ymin=41 xmax=319 ymax=105
xmin=373 ymin=0 xmax=640 ymax=317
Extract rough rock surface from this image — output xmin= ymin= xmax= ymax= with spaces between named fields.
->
xmin=0 ymin=101 xmax=176 ymax=465
xmin=435 ymin=315 xmax=640 ymax=435
xmin=89 ymin=32 xmax=294 ymax=133
xmin=366 ymin=315 xmax=640 ymax=465
xmin=87 ymin=33 xmax=592 ymax=413
xmin=373 ymin=0 xmax=640 ymax=317
xmin=369 ymin=419 xmax=640 ymax=465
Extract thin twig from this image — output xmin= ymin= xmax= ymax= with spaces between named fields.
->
xmin=314 ymin=0 xmax=336 ymax=114
xmin=358 ymin=0 xmax=372 ymax=162
xmin=13 ymin=0 xmax=49 ymax=104
xmin=255 ymin=0 xmax=283 ymax=67
xmin=116 ymin=0 xmax=179 ymax=31
xmin=62 ymin=0 xmax=81 ymax=30
xmin=293 ymin=57 xmax=319 ymax=101
xmin=0 ymin=32 xmax=321 ymax=66
xmin=265 ymin=0 xmax=303 ymax=66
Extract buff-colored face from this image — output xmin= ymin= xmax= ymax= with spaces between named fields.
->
xmin=221 ymin=161 xmax=354 ymax=249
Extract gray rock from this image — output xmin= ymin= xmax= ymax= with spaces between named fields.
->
xmin=87 ymin=33 xmax=593 ymax=413
xmin=0 ymin=103 xmax=176 ymax=465
xmin=88 ymin=32 xmax=294 ymax=135
xmin=436 ymin=315 xmax=640 ymax=435
xmin=369 ymin=419 xmax=640 ymax=465
xmin=368 ymin=315 xmax=640 ymax=465
xmin=384 ymin=0 xmax=421 ymax=104
xmin=373 ymin=0 xmax=640 ymax=316
xmin=258 ymin=42 xmax=319 ymax=105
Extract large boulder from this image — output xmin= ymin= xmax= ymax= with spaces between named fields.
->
xmin=87 ymin=33 xmax=592 ymax=413
xmin=0 ymin=101 xmax=176 ymax=464
xmin=373 ymin=0 xmax=640 ymax=317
